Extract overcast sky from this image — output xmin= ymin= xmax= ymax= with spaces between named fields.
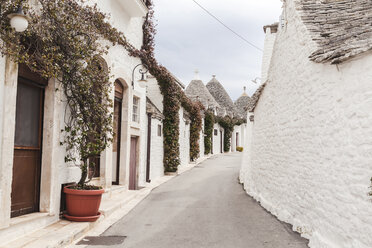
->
xmin=153 ymin=0 xmax=283 ymax=101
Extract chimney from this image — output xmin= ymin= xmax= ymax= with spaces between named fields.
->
xmin=194 ymin=69 xmax=200 ymax=80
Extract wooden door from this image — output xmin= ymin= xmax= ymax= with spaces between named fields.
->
xmin=11 ymin=65 xmax=47 ymax=218
xmin=129 ymin=137 xmax=138 ymax=190
xmin=112 ymin=81 xmax=123 ymax=185
xmin=236 ymin=133 xmax=239 ymax=148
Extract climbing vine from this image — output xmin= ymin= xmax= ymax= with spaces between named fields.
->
xmin=217 ymin=116 xmax=234 ymax=152
xmin=134 ymin=0 xmax=203 ymax=171
xmin=0 ymin=0 xmax=203 ymax=177
xmin=217 ymin=116 xmax=246 ymax=152
xmin=182 ymin=96 xmax=204 ymax=161
xmin=0 ymin=0 xmax=120 ymax=188
xmin=204 ymin=110 xmax=214 ymax=154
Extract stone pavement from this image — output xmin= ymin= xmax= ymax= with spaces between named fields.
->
xmin=81 ymin=153 xmax=309 ymax=248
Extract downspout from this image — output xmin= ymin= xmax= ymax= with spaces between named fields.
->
xmin=146 ymin=113 xmax=152 ymax=183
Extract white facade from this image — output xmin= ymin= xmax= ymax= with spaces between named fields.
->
xmin=199 ymin=118 xmax=205 ymax=158
xmin=212 ymin=123 xmax=224 ymax=154
xmin=261 ymin=25 xmax=278 ymax=82
xmin=147 ymin=116 xmax=164 ymax=181
xmin=0 ymin=0 xmax=148 ymax=244
xmin=145 ymin=75 xmax=165 ymax=182
xmin=240 ymin=1 xmax=372 ymax=247
xmin=179 ymin=107 xmax=191 ymax=169
xmin=232 ymin=124 xmax=247 ymax=152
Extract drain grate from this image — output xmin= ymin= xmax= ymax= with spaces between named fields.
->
xmin=77 ymin=236 xmax=126 ymax=246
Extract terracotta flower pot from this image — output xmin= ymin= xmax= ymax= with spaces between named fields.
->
xmin=63 ymin=186 xmax=104 ymax=222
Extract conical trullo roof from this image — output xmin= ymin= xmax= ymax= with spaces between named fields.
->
xmin=206 ymin=75 xmax=236 ymax=117
xmin=185 ymin=79 xmax=220 ymax=109
xmin=234 ymin=87 xmax=250 ymax=119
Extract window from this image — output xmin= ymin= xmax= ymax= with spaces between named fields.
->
xmin=214 ymin=129 xmax=218 ymax=136
xmin=132 ymin=96 xmax=140 ymax=123
xmin=157 ymin=124 xmax=162 ymax=136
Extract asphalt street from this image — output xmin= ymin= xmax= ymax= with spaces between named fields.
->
xmin=84 ymin=153 xmax=308 ymax=248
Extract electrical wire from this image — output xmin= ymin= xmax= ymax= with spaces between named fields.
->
xmin=190 ymin=0 xmax=263 ymax=52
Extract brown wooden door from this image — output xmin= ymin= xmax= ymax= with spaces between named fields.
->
xmin=112 ymin=97 xmax=122 ymax=185
xmin=11 ymin=66 xmax=47 ymax=218
xmin=129 ymin=137 xmax=138 ymax=190
xmin=112 ymin=80 xmax=124 ymax=185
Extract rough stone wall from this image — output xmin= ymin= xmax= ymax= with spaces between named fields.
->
xmin=206 ymin=77 xmax=236 ymax=117
xmin=179 ymin=108 xmax=190 ymax=168
xmin=241 ymin=1 xmax=372 ymax=247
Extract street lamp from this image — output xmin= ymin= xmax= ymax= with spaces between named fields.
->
xmin=8 ymin=6 xmax=29 ymax=33
xmin=132 ymin=64 xmax=148 ymax=88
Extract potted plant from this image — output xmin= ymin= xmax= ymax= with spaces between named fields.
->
xmin=62 ymin=58 xmax=113 ymax=222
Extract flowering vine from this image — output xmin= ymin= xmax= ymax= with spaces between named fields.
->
xmin=0 ymin=0 xmax=204 ymax=179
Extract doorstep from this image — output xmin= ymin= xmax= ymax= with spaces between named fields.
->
xmin=1 ymin=155 xmax=213 ymax=248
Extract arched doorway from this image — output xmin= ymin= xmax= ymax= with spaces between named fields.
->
xmin=112 ymin=80 xmax=124 ymax=185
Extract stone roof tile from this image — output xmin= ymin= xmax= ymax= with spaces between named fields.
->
xmin=206 ymin=76 xmax=237 ymax=117
xmin=297 ymin=0 xmax=372 ymax=64
xmin=185 ymin=80 xmax=220 ymax=109
xmin=246 ymin=83 xmax=266 ymax=112
xmin=235 ymin=90 xmax=251 ymax=119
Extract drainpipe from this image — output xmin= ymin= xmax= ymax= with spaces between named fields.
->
xmin=146 ymin=113 xmax=152 ymax=183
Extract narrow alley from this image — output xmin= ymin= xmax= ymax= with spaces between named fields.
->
xmin=81 ymin=153 xmax=308 ymax=248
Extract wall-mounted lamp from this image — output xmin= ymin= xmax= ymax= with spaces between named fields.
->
xmin=8 ymin=6 xmax=29 ymax=33
xmin=251 ymin=77 xmax=261 ymax=84
xmin=132 ymin=64 xmax=148 ymax=89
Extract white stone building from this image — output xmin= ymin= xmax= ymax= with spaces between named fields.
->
xmin=185 ymin=74 xmax=247 ymax=155
xmin=241 ymin=1 xmax=372 ymax=247
xmin=179 ymin=107 xmax=191 ymax=168
xmin=144 ymin=75 xmax=165 ymax=182
xmin=0 ymin=0 xmax=150 ymax=244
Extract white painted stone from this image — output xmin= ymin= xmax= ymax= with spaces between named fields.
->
xmin=149 ymin=118 xmax=164 ymax=180
xmin=212 ymin=123 xmax=224 ymax=154
xmin=0 ymin=0 xmax=148 ymax=243
xmin=179 ymin=108 xmax=190 ymax=169
xmin=261 ymin=26 xmax=277 ymax=82
xmin=146 ymin=75 xmax=163 ymax=113
xmin=199 ymin=118 xmax=205 ymax=158
xmin=241 ymin=1 xmax=372 ymax=247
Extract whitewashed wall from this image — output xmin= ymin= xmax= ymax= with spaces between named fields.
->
xmin=149 ymin=118 xmax=164 ymax=180
xmin=179 ymin=107 xmax=190 ymax=168
xmin=241 ymin=1 xmax=372 ymax=247
xmin=145 ymin=75 xmax=165 ymax=181
xmin=261 ymin=26 xmax=277 ymax=82
xmin=0 ymin=1 xmax=147 ymax=244
xmin=146 ymin=75 xmax=163 ymax=112
xmin=212 ymin=123 xmax=223 ymax=154
xmin=199 ymin=118 xmax=205 ymax=159
xmin=232 ymin=125 xmax=244 ymax=152
xmin=0 ymin=56 xmax=6 ymax=214
xmin=137 ymin=92 xmax=148 ymax=187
